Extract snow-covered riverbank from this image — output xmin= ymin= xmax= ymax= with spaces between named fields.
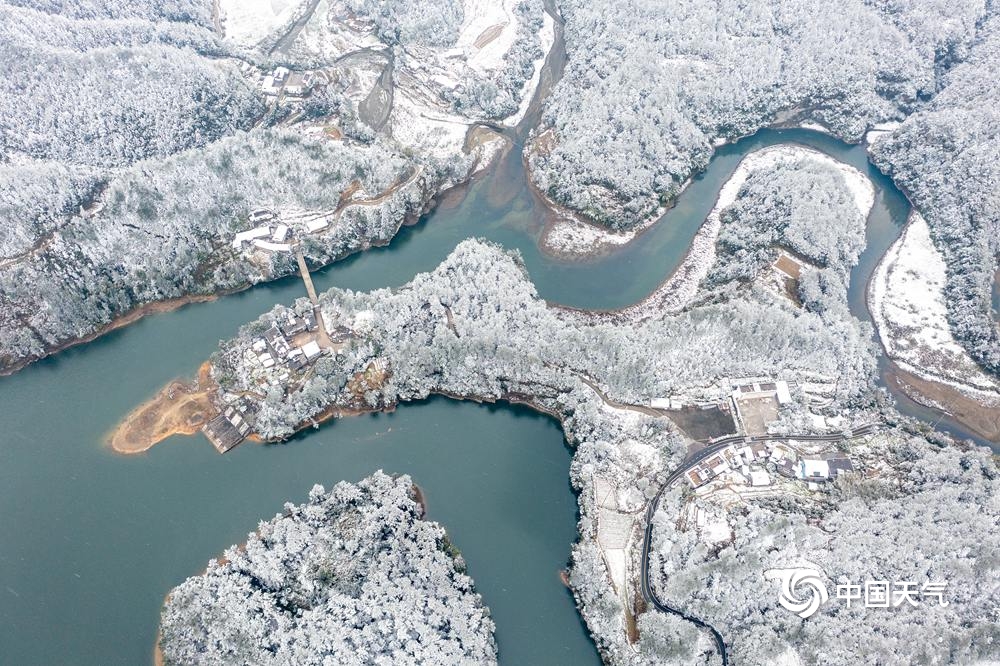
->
xmin=573 ymin=144 xmax=874 ymax=323
xmin=870 ymin=212 xmax=1000 ymax=404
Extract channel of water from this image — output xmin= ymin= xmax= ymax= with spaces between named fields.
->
xmin=2 ymin=8 xmax=997 ymax=664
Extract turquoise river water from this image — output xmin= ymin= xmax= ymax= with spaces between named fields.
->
xmin=0 ymin=123 xmax=994 ymax=664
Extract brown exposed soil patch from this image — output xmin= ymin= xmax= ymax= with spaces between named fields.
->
xmin=773 ymin=254 xmax=803 ymax=278
xmin=474 ymin=23 xmax=505 ymax=49
xmin=529 ymin=128 xmax=557 ymax=159
xmin=559 ymin=569 xmax=572 ymax=587
xmin=887 ymin=366 xmax=1000 ymax=444
xmin=109 ymin=362 xmax=217 ymax=454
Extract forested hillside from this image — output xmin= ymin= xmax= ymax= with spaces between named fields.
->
xmin=346 ymin=0 xmax=465 ymax=47
xmin=160 ymin=472 xmax=498 ymax=665
xmin=871 ymin=15 xmax=1000 ymax=375
xmin=0 ymin=130 xmax=453 ymax=374
xmin=648 ymin=434 xmax=1000 ymax=665
xmin=0 ymin=0 xmax=523 ymax=375
xmin=529 ymin=0 xmax=986 ymax=229
xmin=708 ymin=158 xmax=866 ymax=288
xmin=0 ymin=1 xmax=261 ymax=168
xmin=212 ymin=239 xmax=876 ymax=440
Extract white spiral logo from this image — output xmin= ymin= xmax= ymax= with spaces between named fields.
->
xmin=764 ymin=567 xmax=829 ymax=618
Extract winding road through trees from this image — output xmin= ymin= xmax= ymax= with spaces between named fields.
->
xmin=637 ymin=424 xmax=880 ymax=664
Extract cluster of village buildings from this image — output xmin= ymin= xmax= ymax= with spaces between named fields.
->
xmin=260 ymin=66 xmax=318 ymax=97
xmin=252 ymin=310 xmax=324 ymax=375
xmin=202 ymin=308 xmax=331 ymax=453
xmin=232 ymin=208 xmax=335 ymax=254
xmin=684 ymin=440 xmax=854 ymax=490
xmin=651 ymin=376 xmax=855 ymax=491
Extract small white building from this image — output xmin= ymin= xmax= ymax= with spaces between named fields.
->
xmin=248 ymin=209 xmax=274 ymax=224
xmin=252 ymin=239 xmax=293 ymax=253
xmin=305 ymin=218 xmax=329 ymax=233
xmin=262 ymin=67 xmax=290 ymax=95
xmin=775 ymin=380 xmax=792 ymax=405
xmin=285 ymin=70 xmax=315 ymax=96
xmin=272 ymin=224 xmax=290 ymax=243
xmin=749 ymin=470 xmax=771 ymax=487
xmin=233 ymin=226 xmax=271 ymax=249
xmin=799 ymin=456 xmax=830 ymax=481
xmin=302 ymin=340 xmax=322 ymax=359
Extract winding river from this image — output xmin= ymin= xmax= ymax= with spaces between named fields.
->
xmin=2 ymin=12 xmax=999 ymax=666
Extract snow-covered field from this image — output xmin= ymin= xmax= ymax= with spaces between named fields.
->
xmin=864 ymin=121 xmax=901 ymax=148
xmin=870 ymin=212 xmax=1000 ymax=401
xmin=450 ymin=0 xmax=522 ymax=74
xmin=218 ymin=0 xmax=305 ymax=47
xmin=290 ymin=0 xmax=382 ymax=61
xmin=540 ymin=212 xmax=636 ymax=258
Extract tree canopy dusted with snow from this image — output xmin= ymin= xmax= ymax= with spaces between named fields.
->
xmin=3 ymin=0 xmax=215 ymax=25
xmin=213 ymin=238 xmax=877 ymax=441
xmin=647 ymin=434 xmax=1000 ymax=665
xmin=871 ymin=14 xmax=1000 ymax=377
xmin=160 ymin=472 xmax=497 ymax=666
xmin=0 ymin=129 xmax=460 ymax=375
xmin=709 ymin=158 xmax=867 ymax=287
xmin=0 ymin=2 xmax=262 ymax=169
xmin=528 ymin=0 xmax=987 ymax=230
xmin=345 ymin=0 xmax=465 ymax=47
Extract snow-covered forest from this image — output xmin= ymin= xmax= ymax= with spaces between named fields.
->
xmin=160 ymin=472 xmax=498 ymax=665
xmin=0 ymin=0 xmax=550 ymax=374
xmin=528 ymin=0 xmax=986 ymax=230
xmin=707 ymin=158 xmax=866 ymax=288
xmin=203 ymin=232 xmax=884 ymax=661
xmin=647 ymin=433 xmax=1000 ymax=665
xmin=213 ymin=239 xmax=877 ymax=440
xmin=346 ymin=0 xmax=466 ymax=47
xmin=196 ymin=230 xmax=997 ymax=663
xmin=871 ymin=14 xmax=1000 ymax=376
xmin=0 ymin=1 xmax=261 ymax=168
xmin=0 ymin=130 xmax=458 ymax=374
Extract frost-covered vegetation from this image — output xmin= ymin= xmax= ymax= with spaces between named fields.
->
xmin=529 ymin=0 xmax=987 ymax=229
xmin=206 ymin=235 xmax=882 ymax=662
xmin=648 ymin=433 xmax=1000 ymax=665
xmin=708 ymin=158 xmax=866 ymax=288
xmin=160 ymin=471 xmax=497 ymax=665
xmin=346 ymin=0 xmax=465 ymax=47
xmin=0 ymin=130 xmax=464 ymax=374
xmin=447 ymin=0 xmax=547 ymax=120
xmin=213 ymin=239 xmax=877 ymax=440
xmin=0 ymin=1 xmax=262 ymax=168
xmin=4 ymin=0 xmax=214 ymax=24
xmin=871 ymin=14 xmax=1000 ymax=376
xmin=1 ymin=0 xmax=527 ymax=375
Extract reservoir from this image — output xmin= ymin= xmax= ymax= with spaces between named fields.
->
xmin=0 ymin=124 xmax=995 ymax=663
